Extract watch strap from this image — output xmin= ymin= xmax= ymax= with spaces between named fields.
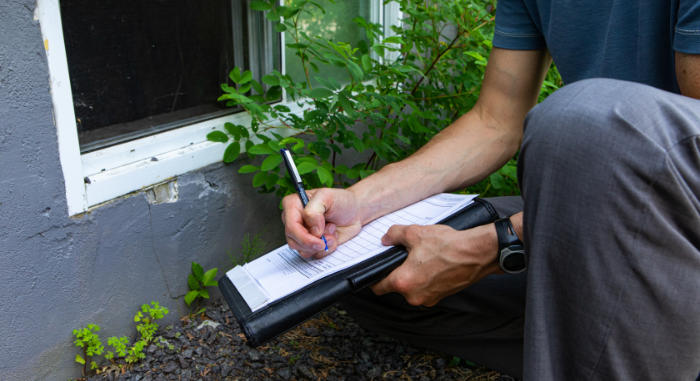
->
xmin=495 ymin=217 xmax=521 ymax=250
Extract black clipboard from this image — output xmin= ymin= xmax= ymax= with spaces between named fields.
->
xmin=219 ymin=198 xmax=498 ymax=346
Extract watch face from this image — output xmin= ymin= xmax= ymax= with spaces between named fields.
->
xmin=500 ymin=245 xmax=527 ymax=273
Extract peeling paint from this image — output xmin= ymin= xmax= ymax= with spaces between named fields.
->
xmin=145 ymin=180 xmax=179 ymax=204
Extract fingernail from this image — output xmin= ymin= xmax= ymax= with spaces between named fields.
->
xmin=314 ymin=242 xmax=326 ymax=251
xmin=311 ymin=226 xmax=321 ymax=236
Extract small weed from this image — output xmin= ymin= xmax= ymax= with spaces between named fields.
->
xmin=288 ymin=354 xmax=301 ymax=365
xmin=72 ymin=324 xmax=104 ymax=377
xmin=230 ymin=232 xmax=267 ymax=265
xmin=71 ymin=301 xmax=169 ymax=377
xmin=185 ymin=262 xmax=218 ymax=310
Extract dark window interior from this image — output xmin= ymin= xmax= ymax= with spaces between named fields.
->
xmin=60 ymin=0 xmax=244 ymax=151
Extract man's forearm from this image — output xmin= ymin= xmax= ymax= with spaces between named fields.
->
xmin=348 ymin=48 xmax=552 ymax=225
xmin=348 ymin=109 xmax=520 ymax=225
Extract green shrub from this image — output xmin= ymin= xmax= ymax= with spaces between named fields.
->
xmin=209 ymin=0 xmax=561 ymax=198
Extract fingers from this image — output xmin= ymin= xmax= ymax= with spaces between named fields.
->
xmin=282 ymin=188 xmax=361 ymax=258
xmin=302 ymin=189 xmax=331 ymax=237
xmin=371 ymin=267 xmax=431 ymax=306
xmin=281 ymin=193 xmax=328 ymax=258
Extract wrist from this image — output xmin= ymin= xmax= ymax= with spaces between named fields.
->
xmin=494 ymin=216 xmax=527 ymax=274
xmin=462 ymin=223 xmax=501 ymax=275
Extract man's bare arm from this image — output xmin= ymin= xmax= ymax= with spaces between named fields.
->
xmin=349 ymin=48 xmax=552 ymax=224
xmin=283 ymin=48 xmax=550 ymax=257
xmin=676 ymin=52 xmax=700 ymax=99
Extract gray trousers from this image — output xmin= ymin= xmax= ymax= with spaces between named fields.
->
xmin=342 ymin=79 xmax=700 ymax=380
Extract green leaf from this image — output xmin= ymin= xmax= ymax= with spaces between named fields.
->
xmin=274 ymin=23 xmax=287 ymax=32
xmin=292 ymin=140 xmax=304 ymax=153
xmin=202 ymin=268 xmax=218 ymax=286
xmin=309 ymin=87 xmax=334 ymax=99
xmin=75 ymin=354 xmax=85 ymax=365
xmin=249 ymin=1 xmax=271 ymax=11
xmin=248 ymin=144 xmax=275 ymax=155
xmin=229 ymin=67 xmax=242 ymax=83
xmin=184 ymin=290 xmax=198 ymax=306
xmin=252 ymin=172 xmax=267 ymax=188
xmin=223 ymin=123 xmax=239 ymax=139
xmin=223 ymin=142 xmax=240 ymax=163
xmin=266 ymin=139 xmax=282 ymax=152
xmin=347 ymin=61 xmax=363 ymax=81
xmin=239 ymin=70 xmax=253 ymax=84
xmin=361 ymin=54 xmax=372 ymax=72
xmin=251 ymin=80 xmax=264 ymax=94
xmin=273 ymin=104 xmax=291 ymax=113
xmin=296 ymin=161 xmax=317 ymax=175
xmin=187 ymin=274 xmax=199 ymax=291
xmin=238 ymin=165 xmax=259 ymax=174
xmin=317 ymin=167 xmax=333 ymax=187
xmin=199 ymin=289 xmax=210 ymax=299
xmin=383 ymin=36 xmax=403 ymax=44
xmin=206 ymin=131 xmax=228 ymax=143
xmin=262 ymin=74 xmax=279 ymax=86
xmin=260 ymin=153 xmax=283 ymax=171
xmin=191 ymin=262 xmax=204 ymax=280
xmin=265 ymin=85 xmax=283 ymax=100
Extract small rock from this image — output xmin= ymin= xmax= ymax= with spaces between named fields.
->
xmin=221 ymin=363 xmax=233 ymax=377
xmin=182 ymin=348 xmax=194 ymax=358
xmin=277 ymin=367 xmax=292 ymax=380
xmin=296 ymin=365 xmax=314 ymax=379
xmin=146 ymin=344 xmax=158 ymax=354
xmin=178 ymin=355 xmax=188 ymax=368
xmin=435 ymin=358 xmax=446 ymax=368
xmin=248 ymin=349 xmax=261 ymax=362
xmin=360 ymin=351 xmax=370 ymax=363
xmin=196 ymin=320 xmax=221 ymax=330
xmin=206 ymin=309 xmax=222 ymax=322
xmin=162 ymin=361 xmax=177 ymax=373
xmin=368 ymin=366 xmax=381 ymax=378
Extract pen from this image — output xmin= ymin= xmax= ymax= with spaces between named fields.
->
xmin=280 ymin=148 xmax=328 ymax=251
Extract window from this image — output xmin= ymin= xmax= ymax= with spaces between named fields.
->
xmin=38 ymin=0 xmax=399 ymax=215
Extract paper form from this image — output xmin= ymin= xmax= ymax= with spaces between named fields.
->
xmin=226 ymin=193 xmax=477 ymax=311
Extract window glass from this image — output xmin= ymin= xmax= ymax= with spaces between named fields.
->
xmin=60 ymin=0 xmax=278 ymax=152
xmin=284 ymin=0 xmax=372 ymax=86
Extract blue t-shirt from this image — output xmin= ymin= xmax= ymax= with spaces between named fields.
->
xmin=493 ymin=0 xmax=700 ymax=93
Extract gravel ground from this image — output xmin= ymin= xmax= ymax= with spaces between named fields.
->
xmin=88 ymin=301 xmax=512 ymax=381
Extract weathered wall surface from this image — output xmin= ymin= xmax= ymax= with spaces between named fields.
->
xmin=0 ymin=2 xmax=284 ymax=379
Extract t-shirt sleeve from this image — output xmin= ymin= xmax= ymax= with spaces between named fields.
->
xmin=492 ymin=0 xmax=547 ymax=50
xmin=675 ymin=0 xmax=700 ymax=54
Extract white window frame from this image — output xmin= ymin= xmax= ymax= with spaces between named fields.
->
xmin=37 ymin=0 xmax=401 ymax=216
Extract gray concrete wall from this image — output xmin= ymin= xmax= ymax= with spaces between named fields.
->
xmin=0 ymin=2 xmax=284 ymax=379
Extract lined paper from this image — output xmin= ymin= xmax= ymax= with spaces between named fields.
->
xmin=226 ymin=193 xmax=477 ymax=311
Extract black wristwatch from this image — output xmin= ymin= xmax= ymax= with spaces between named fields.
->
xmin=494 ymin=217 xmax=527 ymax=274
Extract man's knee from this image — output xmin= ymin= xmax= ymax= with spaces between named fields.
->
xmin=521 ymin=78 xmax=696 ymax=158
xmin=523 ymin=78 xmax=643 ymax=155
xmin=518 ymin=78 xmax=685 ymax=187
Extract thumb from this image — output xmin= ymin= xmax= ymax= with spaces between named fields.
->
xmin=381 ymin=224 xmax=409 ymax=246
